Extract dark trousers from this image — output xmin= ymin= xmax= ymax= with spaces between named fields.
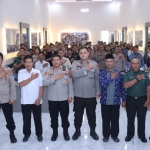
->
xmin=48 ymin=100 xmax=70 ymax=129
xmin=21 ymin=104 xmax=43 ymax=136
xmin=126 ymin=95 xmax=147 ymax=138
xmin=74 ymin=97 xmax=97 ymax=128
xmin=1 ymin=103 xmax=16 ymax=131
xmin=101 ymin=104 xmax=120 ymax=138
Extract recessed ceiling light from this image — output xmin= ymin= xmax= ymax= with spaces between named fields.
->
xmin=80 ymin=8 xmax=89 ymax=12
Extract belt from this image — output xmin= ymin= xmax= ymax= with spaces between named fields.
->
xmin=127 ymin=95 xmax=146 ymax=99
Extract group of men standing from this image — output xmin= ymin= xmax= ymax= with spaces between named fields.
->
xmin=0 ymin=44 xmax=150 ymax=145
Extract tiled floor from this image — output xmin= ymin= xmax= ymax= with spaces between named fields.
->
xmin=0 ymin=101 xmax=150 ymax=150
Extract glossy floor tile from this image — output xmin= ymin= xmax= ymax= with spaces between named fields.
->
xmin=0 ymin=101 xmax=150 ymax=150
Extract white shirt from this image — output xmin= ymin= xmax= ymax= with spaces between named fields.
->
xmin=18 ymin=68 xmax=43 ymax=104
xmin=62 ymin=57 xmax=72 ymax=69
xmin=35 ymin=60 xmax=51 ymax=77
xmin=128 ymin=50 xmax=133 ymax=57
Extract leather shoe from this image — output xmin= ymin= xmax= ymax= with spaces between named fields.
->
xmin=23 ymin=135 xmax=30 ymax=142
xmin=90 ymin=129 xmax=99 ymax=140
xmin=139 ymin=137 xmax=147 ymax=143
xmin=63 ymin=129 xmax=70 ymax=141
xmin=125 ymin=136 xmax=132 ymax=142
xmin=10 ymin=131 xmax=17 ymax=143
xmin=37 ymin=135 xmax=43 ymax=142
xmin=72 ymin=128 xmax=81 ymax=140
xmin=51 ymin=129 xmax=58 ymax=141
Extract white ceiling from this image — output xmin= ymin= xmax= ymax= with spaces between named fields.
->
xmin=45 ymin=0 xmax=123 ymax=3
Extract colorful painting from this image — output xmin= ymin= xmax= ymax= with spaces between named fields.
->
xmin=61 ymin=32 xmax=89 ymax=45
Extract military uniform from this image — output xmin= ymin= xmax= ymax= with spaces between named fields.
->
xmin=0 ymin=67 xmax=17 ymax=142
xmin=43 ymin=66 xmax=74 ymax=141
xmin=123 ymin=70 xmax=150 ymax=139
xmin=13 ymin=56 xmax=25 ymax=74
xmin=94 ymin=51 xmax=107 ymax=71
xmin=71 ymin=60 xmax=100 ymax=134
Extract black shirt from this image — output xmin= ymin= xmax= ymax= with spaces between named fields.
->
xmin=72 ymin=52 xmax=80 ymax=60
xmin=66 ymin=56 xmax=75 ymax=64
xmin=45 ymin=51 xmax=58 ymax=66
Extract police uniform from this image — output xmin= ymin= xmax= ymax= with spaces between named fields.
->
xmin=123 ymin=70 xmax=150 ymax=140
xmin=94 ymin=51 xmax=107 ymax=71
xmin=43 ymin=66 xmax=74 ymax=141
xmin=71 ymin=59 xmax=100 ymax=140
xmin=0 ymin=67 xmax=17 ymax=143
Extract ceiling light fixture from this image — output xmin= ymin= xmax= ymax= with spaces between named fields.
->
xmin=80 ymin=8 xmax=89 ymax=12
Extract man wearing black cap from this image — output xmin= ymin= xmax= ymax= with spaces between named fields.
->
xmin=99 ymin=54 xmax=126 ymax=143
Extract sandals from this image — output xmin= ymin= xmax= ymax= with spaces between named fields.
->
xmin=112 ymin=137 xmax=120 ymax=142
xmin=103 ymin=137 xmax=109 ymax=142
xmin=103 ymin=137 xmax=120 ymax=142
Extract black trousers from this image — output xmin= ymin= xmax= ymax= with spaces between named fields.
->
xmin=48 ymin=100 xmax=70 ymax=129
xmin=74 ymin=97 xmax=97 ymax=128
xmin=21 ymin=104 xmax=43 ymax=136
xmin=1 ymin=102 xmax=16 ymax=131
xmin=101 ymin=104 xmax=120 ymax=138
xmin=126 ymin=95 xmax=147 ymax=138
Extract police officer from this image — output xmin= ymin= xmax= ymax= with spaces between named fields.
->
xmin=123 ymin=58 xmax=150 ymax=143
xmin=43 ymin=54 xmax=74 ymax=141
xmin=94 ymin=44 xmax=107 ymax=71
xmin=0 ymin=52 xmax=17 ymax=143
xmin=71 ymin=47 xmax=100 ymax=140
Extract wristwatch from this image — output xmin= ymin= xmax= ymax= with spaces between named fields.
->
xmin=135 ymin=77 xmax=139 ymax=82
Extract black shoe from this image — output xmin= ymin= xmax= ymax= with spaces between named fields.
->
xmin=51 ymin=129 xmax=58 ymax=141
xmin=139 ymin=137 xmax=147 ymax=143
xmin=90 ymin=129 xmax=99 ymax=140
xmin=72 ymin=128 xmax=81 ymax=140
xmin=63 ymin=129 xmax=70 ymax=141
xmin=23 ymin=135 xmax=30 ymax=142
xmin=10 ymin=131 xmax=17 ymax=143
xmin=125 ymin=136 xmax=132 ymax=142
xmin=37 ymin=135 xmax=43 ymax=142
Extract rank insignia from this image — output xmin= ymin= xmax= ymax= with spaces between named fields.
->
xmin=45 ymin=72 xmax=48 ymax=75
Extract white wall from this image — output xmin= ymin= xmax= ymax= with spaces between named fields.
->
xmin=1 ymin=0 xmax=150 ymax=60
xmin=0 ymin=0 xmax=51 ymax=61
xmin=117 ymin=0 xmax=150 ymax=50
xmin=49 ymin=2 xmax=119 ymax=45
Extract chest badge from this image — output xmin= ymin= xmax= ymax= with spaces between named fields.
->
xmin=63 ymin=79 xmax=67 ymax=83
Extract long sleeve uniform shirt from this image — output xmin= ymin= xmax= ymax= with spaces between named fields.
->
xmin=99 ymin=69 xmax=126 ymax=105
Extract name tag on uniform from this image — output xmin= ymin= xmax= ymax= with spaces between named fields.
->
xmin=89 ymin=68 xmax=94 ymax=72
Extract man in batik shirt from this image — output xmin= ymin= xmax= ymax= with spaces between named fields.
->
xmin=99 ymin=54 xmax=126 ymax=143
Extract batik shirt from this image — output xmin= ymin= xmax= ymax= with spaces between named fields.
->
xmin=99 ymin=69 xmax=126 ymax=105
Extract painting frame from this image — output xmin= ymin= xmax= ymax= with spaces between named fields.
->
xmin=60 ymin=32 xmax=89 ymax=45
xmin=6 ymin=28 xmax=20 ymax=54
xmin=135 ymin=30 xmax=143 ymax=47
xmin=31 ymin=32 xmax=37 ymax=46
xmin=128 ymin=31 xmax=133 ymax=45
